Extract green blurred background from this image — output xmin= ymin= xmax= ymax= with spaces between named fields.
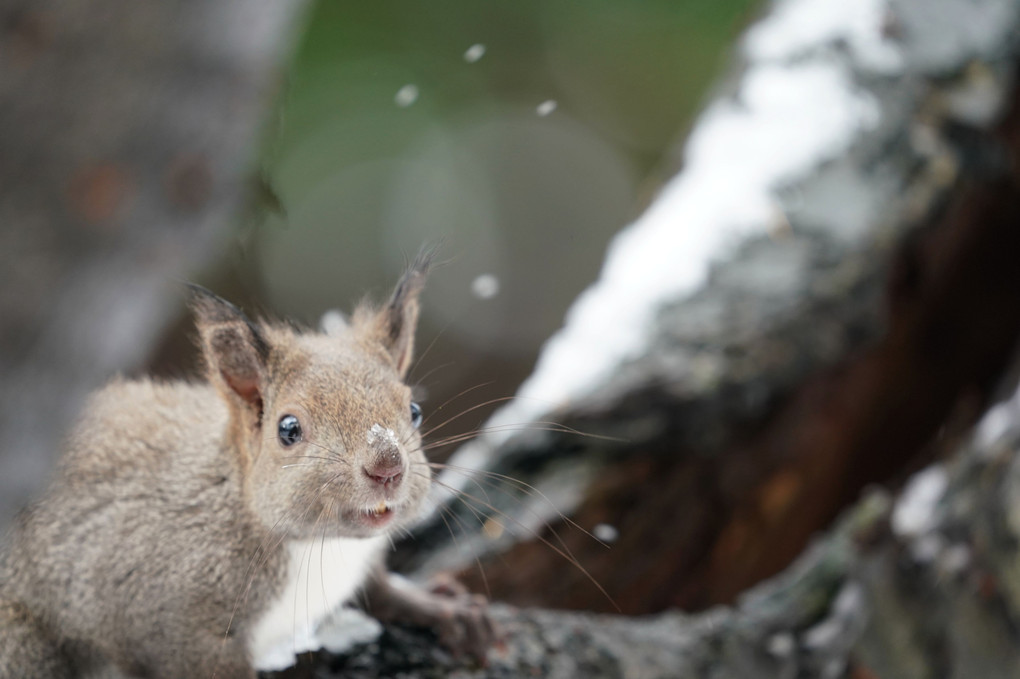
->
xmin=155 ymin=0 xmax=757 ymax=445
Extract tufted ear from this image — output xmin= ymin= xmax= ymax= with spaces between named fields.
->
xmin=359 ymin=250 xmax=432 ymax=378
xmin=189 ymin=286 xmax=269 ymax=415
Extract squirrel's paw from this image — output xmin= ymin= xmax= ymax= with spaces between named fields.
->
xmin=366 ymin=571 xmax=500 ymax=664
xmin=420 ymin=575 xmax=497 ymax=663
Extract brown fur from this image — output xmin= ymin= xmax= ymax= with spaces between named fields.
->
xmin=0 ymin=255 xmax=491 ymax=679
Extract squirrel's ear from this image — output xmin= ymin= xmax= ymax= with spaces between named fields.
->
xmin=189 ymin=286 xmax=269 ymax=412
xmin=360 ymin=250 xmax=432 ymax=378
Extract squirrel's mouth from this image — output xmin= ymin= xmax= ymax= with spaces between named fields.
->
xmin=338 ymin=489 xmax=424 ymax=534
xmin=356 ymin=501 xmax=395 ymax=528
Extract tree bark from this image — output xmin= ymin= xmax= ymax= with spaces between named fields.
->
xmin=394 ymin=0 xmax=1020 ymax=617
xmin=0 ymin=0 xmax=307 ymax=529
xmin=276 ymin=0 xmax=1020 ymax=672
xmin=278 ymin=367 xmax=1020 ymax=678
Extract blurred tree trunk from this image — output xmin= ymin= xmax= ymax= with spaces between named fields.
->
xmin=0 ymin=0 xmax=306 ymax=529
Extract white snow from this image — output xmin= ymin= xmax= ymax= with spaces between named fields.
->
xmin=367 ymin=423 xmax=399 ymax=448
xmin=464 ymin=44 xmax=486 ymax=63
xmin=592 ymin=523 xmax=619 ymax=543
xmin=975 ymin=382 xmax=1020 ymax=451
xmin=319 ymin=309 xmax=348 ymax=336
xmin=940 ymin=542 xmax=972 ymax=574
xmin=801 ymin=582 xmax=864 ymax=657
xmin=745 ymin=0 xmax=902 ymax=74
xmin=316 ymin=608 xmax=384 ymax=655
xmin=471 ymin=273 xmax=500 ymax=299
xmin=976 ymin=400 xmax=1015 ymax=449
xmin=891 ymin=465 xmax=948 ymax=537
xmin=536 ymin=100 xmax=558 ymax=117
xmin=447 ymin=48 xmax=882 ymax=478
xmin=767 ymin=632 xmax=796 ymax=657
xmin=394 ymin=84 xmax=419 ymax=108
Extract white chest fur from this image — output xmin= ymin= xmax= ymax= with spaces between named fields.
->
xmin=249 ymin=535 xmax=387 ymax=670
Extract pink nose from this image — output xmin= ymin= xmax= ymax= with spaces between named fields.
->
xmin=364 ymin=463 xmax=403 ymax=487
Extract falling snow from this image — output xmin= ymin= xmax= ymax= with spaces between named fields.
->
xmin=444 ymin=0 xmax=888 ymax=482
xmin=319 ymin=309 xmax=348 ymax=335
xmin=891 ymin=465 xmax=948 ymax=537
xmin=593 ymin=523 xmax=619 ymax=543
xmin=471 ymin=273 xmax=500 ymax=299
xmin=463 ymin=43 xmax=486 ymax=63
xmin=536 ymin=100 xmax=558 ymax=116
xmin=394 ymin=84 xmax=419 ymax=108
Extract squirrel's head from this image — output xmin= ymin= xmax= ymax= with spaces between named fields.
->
xmin=190 ymin=252 xmax=433 ymax=539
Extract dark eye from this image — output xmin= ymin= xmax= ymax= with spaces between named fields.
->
xmin=278 ymin=414 xmax=302 ymax=446
xmin=409 ymin=402 xmax=423 ymax=429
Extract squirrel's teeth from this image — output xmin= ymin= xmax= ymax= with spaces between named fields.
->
xmin=374 ymin=502 xmax=387 ymax=515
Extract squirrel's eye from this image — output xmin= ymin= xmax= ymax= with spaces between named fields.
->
xmin=278 ymin=415 xmax=302 ymax=446
xmin=410 ymin=402 xmax=423 ymax=429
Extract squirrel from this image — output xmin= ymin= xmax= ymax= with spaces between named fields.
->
xmin=0 ymin=253 xmax=495 ymax=678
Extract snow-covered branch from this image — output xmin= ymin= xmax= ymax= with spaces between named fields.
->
xmin=394 ymin=0 xmax=1020 ymax=615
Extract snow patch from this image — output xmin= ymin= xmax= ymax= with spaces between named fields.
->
xmin=891 ymin=465 xmax=948 ymax=537
xmin=745 ymin=0 xmax=903 ymax=73
xmin=445 ymin=57 xmax=880 ymax=480
xmin=767 ymin=632 xmax=796 ymax=657
xmin=367 ymin=423 xmax=399 ymax=448
xmin=940 ymin=542 xmax=972 ymax=575
xmin=975 ymin=383 xmax=1020 ymax=451
xmin=801 ymin=581 xmax=865 ymax=663
xmin=317 ymin=608 xmax=384 ymax=655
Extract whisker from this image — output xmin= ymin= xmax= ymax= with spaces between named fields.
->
xmin=424 ymin=462 xmax=610 ymax=549
xmin=301 ymin=440 xmax=352 ymax=467
xmin=280 ymin=455 xmax=341 ymax=463
xmin=421 ymin=395 xmax=519 ymax=439
xmin=224 ymin=503 xmax=311 ymax=655
xmin=418 ymin=463 xmax=580 ymax=560
xmin=319 ymin=497 xmax=333 ymax=611
xmin=409 ymin=470 xmax=492 ymax=599
xmin=420 ymin=381 xmax=496 ymax=428
xmin=429 ymin=476 xmax=619 ymax=612
xmin=415 ymin=461 xmax=494 ymax=508
xmin=408 ymin=322 xmax=451 ymax=380
xmin=422 ymin=425 xmax=567 ymax=451
xmin=411 ymin=360 xmax=455 ymax=388
xmin=423 ymin=420 xmax=625 ymax=452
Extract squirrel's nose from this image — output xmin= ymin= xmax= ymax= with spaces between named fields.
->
xmin=364 ymin=464 xmax=403 ymax=487
xmin=364 ymin=457 xmax=404 ymax=487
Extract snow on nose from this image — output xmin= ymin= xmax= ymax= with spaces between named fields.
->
xmin=364 ymin=423 xmax=403 ymax=487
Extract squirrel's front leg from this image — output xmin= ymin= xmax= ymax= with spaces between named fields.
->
xmin=361 ymin=567 xmax=497 ymax=663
